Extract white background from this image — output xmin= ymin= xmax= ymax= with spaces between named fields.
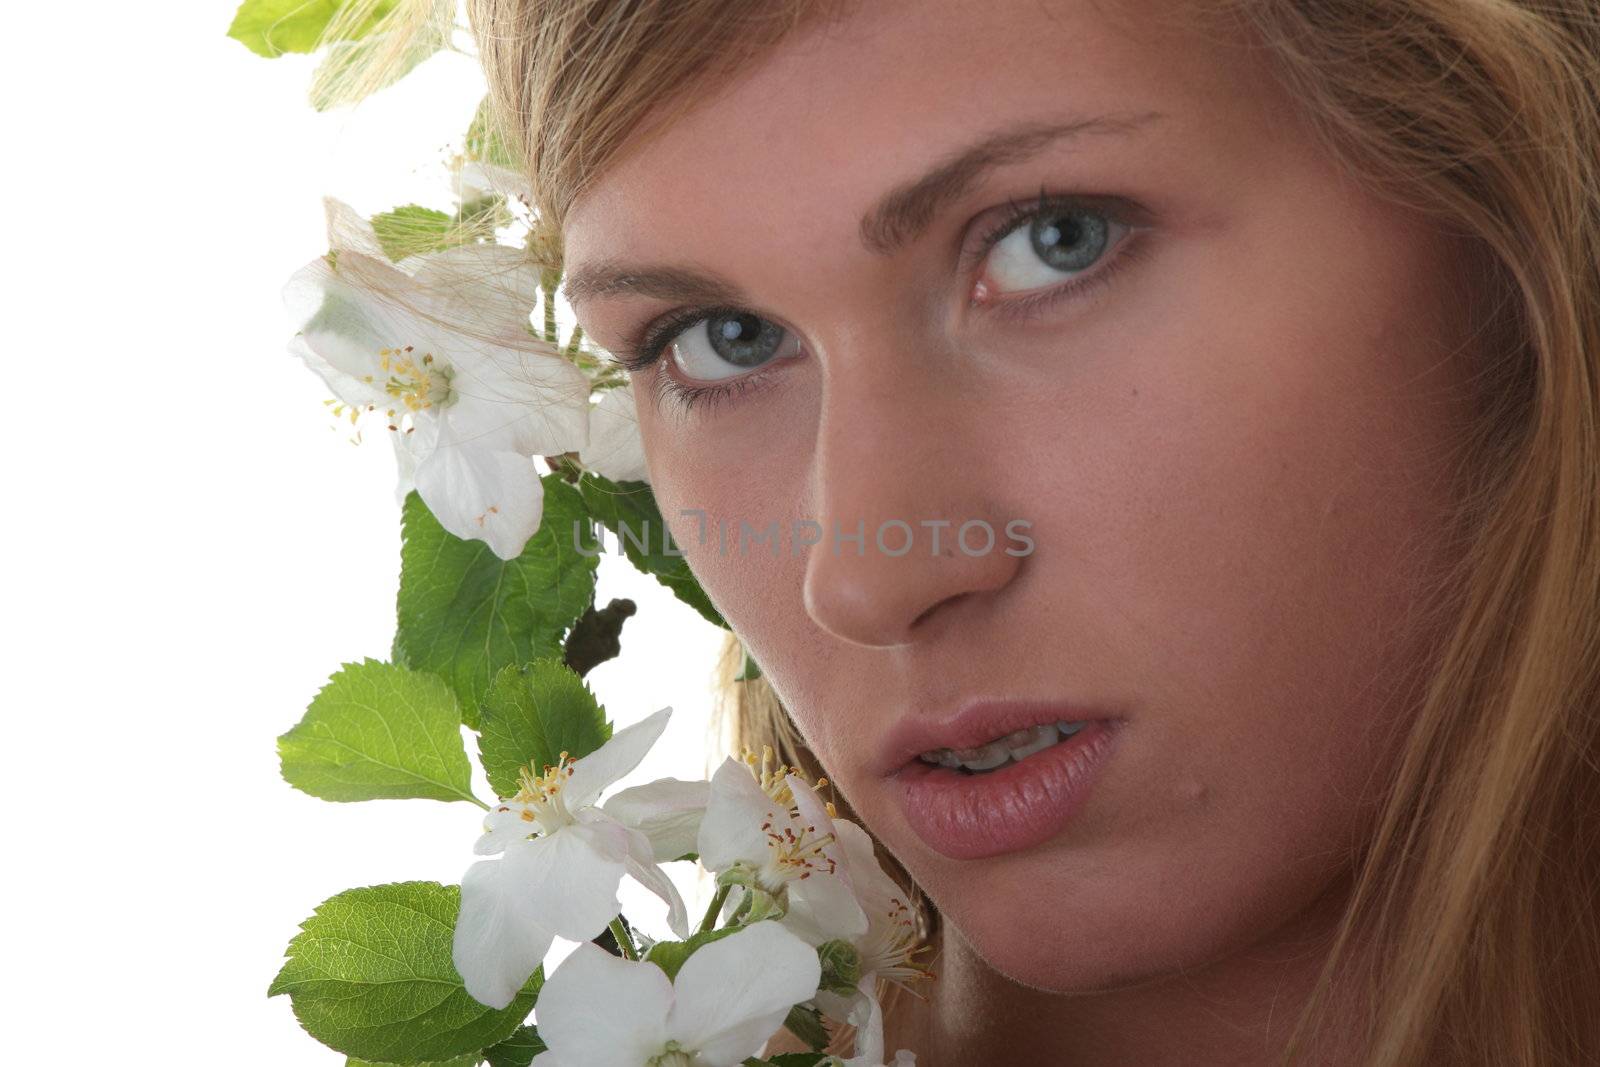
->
xmin=5 ymin=5 xmax=728 ymax=1060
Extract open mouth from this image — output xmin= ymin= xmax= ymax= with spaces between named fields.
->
xmin=895 ymin=716 xmax=1122 ymax=859
xmin=915 ymin=719 xmax=1090 ymax=774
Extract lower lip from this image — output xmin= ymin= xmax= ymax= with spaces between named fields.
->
xmin=893 ymin=719 xmax=1122 ymax=860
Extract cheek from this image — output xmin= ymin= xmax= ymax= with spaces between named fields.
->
xmin=831 ymin=150 xmax=1481 ymax=992
xmin=634 ymin=392 xmax=815 ymax=635
xmin=930 ymin=209 xmax=1476 ymax=987
xmin=1109 ymin=211 xmax=1466 ymax=763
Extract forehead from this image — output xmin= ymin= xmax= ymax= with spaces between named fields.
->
xmin=563 ymin=0 xmax=1271 ymax=275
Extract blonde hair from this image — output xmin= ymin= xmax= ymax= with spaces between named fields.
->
xmin=463 ymin=0 xmax=1600 ymax=1062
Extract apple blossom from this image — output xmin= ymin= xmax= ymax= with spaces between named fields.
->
xmin=452 ymin=707 xmax=696 ymax=1008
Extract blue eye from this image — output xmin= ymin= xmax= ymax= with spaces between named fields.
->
xmin=669 ymin=311 xmax=802 ymax=381
xmin=973 ymin=197 xmax=1133 ymax=300
xmin=610 ymin=190 xmax=1146 ymax=416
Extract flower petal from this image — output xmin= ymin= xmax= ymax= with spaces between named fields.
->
xmin=536 ymin=942 xmax=673 ymax=1067
xmin=578 ymin=384 xmax=650 ymax=483
xmin=602 ymin=778 xmax=711 ymax=863
xmin=323 ymin=196 xmax=386 ymax=258
xmin=474 ymin=802 xmax=539 ymax=855
xmin=813 ymin=987 xmax=860 ymax=1027
xmin=287 ymin=332 xmax=388 ymax=411
xmin=832 ymin=818 xmax=903 ymax=915
xmin=841 ymin=986 xmax=887 ymax=1067
xmin=507 ymin=826 xmax=626 ymax=941
xmin=788 ymin=773 xmax=834 ymax=838
xmin=782 ymin=777 xmax=869 ymax=945
xmin=390 ymin=415 xmax=439 ymax=503
xmin=412 ymin=434 xmax=545 ymax=561
xmin=564 ymin=706 xmax=673 ymax=809
xmin=283 ymin=252 xmax=459 ymax=411
xmin=452 ymin=849 xmax=557 ymax=1010
xmin=622 ymin=826 xmax=690 ymax=938
xmin=783 ymin=861 xmax=869 ymax=947
xmin=409 ymin=243 xmax=540 ymax=340
xmin=455 ymin=159 xmax=533 ymax=204
xmin=667 ymin=921 xmax=822 ymax=1066
xmin=282 ymin=265 xmax=391 ymax=410
xmin=443 ymin=338 xmax=592 ymax=458
xmin=697 ymin=757 xmax=781 ymax=874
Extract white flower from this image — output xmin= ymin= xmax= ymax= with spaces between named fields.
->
xmin=283 ymin=199 xmax=593 ymax=559
xmin=697 ymin=756 xmax=868 ymax=948
xmin=601 ymin=775 xmax=710 ymax=864
xmin=811 ymin=818 xmax=932 ymax=1064
xmin=531 ymin=920 xmax=822 ymax=1067
xmin=452 ymin=707 xmax=697 ymax=1009
xmin=820 ymin=993 xmax=916 ymax=1067
xmin=578 ymin=384 xmax=649 ymax=483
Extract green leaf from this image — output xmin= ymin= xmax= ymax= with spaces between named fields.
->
xmin=270 ymin=882 xmax=539 ymax=1062
xmin=226 ymin=0 xmax=397 ymax=58
xmin=278 ymin=659 xmax=480 ymax=805
xmin=395 ymin=478 xmax=600 ymax=728
xmin=370 ymin=205 xmax=466 ymax=263
xmin=782 ymin=1003 xmax=831 ymax=1052
xmin=736 ymin=645 xmax=762 ymax=681
xmin=466 ymin=97 xmax=521 ymax=170
xmin=641 ymin=925 xmax=742 ymax=982
xmin=309 ymin=9 xmax=449 ymax=111
xmin=348 ymin=1056 xmax=481 ymax=1067
xmin=483 ymin=1026 xmax=547 ymax=1067
xmin=457 ymin=194 xmax=515 ymax=239
xmin=477 ymin=659 xmax=611 ymax=798
xmin=575 ymin=471 xmax=726 ymax=628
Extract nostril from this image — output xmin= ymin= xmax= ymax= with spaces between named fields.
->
xmin=801 ymin=515 xmax=1023 ymax=648
xmin=911 ymin=591 xmax=968 ymax=631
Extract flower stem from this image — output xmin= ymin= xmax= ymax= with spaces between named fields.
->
xmin=697 ymin=885 xmax=731 ymax=935
xmin=609 ymin=917 xmax=638 ymax=961
xmin=542 ymin=276 xmax=558 ymax=344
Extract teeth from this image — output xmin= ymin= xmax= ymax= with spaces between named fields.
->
xmin=950 ymin=740 xmax=1010 ymax=771
xmin=918 ymin=720 xmax=1088 ymax=773
xmin=1007 ymin=724 xmax=1061 ymax=760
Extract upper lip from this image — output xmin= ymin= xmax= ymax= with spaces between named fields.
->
xmin=875 ymin=697 xmax=1120 ymax=776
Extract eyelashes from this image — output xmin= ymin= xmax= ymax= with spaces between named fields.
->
xmin=608 ymin=189 xmax=1146 ymax=417
xmin=608 ymin=306 xmax=715 ymax=374
xmin=606 ymin=307 xmax=796 ymax=418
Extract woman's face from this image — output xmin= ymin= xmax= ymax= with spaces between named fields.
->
xmin=563 ymin=0 xmax=1483 ymax=989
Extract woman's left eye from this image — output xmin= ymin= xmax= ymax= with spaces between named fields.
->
xmin=976 ymin=200 xmax=1133 ymax=300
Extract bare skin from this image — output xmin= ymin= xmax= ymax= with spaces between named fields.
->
xmin=561 ymin=1 xmax=1489 ymax=1062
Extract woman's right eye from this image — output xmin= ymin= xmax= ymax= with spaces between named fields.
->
xmin=663 ymin=309 xmax=803 ymax=381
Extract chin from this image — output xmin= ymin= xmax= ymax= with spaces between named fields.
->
xmin=919 ymin=844 xmax=1352 ymax=993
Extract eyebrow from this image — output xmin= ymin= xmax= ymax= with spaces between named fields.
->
xmin=561 ymin=110 xmax=1164 ymax=309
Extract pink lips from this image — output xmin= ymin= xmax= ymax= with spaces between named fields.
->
xmin=883 ymin=701 xmax=1124 ymax=860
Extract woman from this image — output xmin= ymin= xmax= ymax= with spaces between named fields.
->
xmin=469 ymin=1 xmax=1600 ymax=1063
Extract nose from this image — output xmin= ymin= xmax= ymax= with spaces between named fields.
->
xmin=800 ymin=336 xmax=1023 ymax=648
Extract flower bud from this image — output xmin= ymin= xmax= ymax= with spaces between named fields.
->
xmin=817 ymin=939 xmax=863 ymax=997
